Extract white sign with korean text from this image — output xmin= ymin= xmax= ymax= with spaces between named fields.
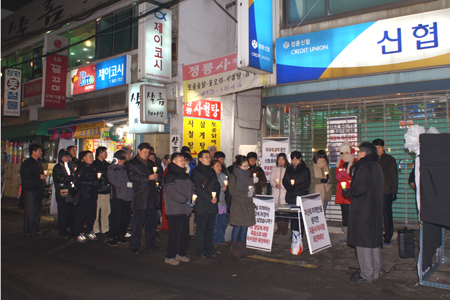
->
xmin=262 ymin=137 xmax=290 ymax=180
xmin=247 ymin=195 xmax=275 ymax=252
xmin=128 ymin=83 xmax=163 ymax=134
xmin=138 ymin=4 xmax=172 ymax=82
xmin=298 ymin=194 xmax=332 ymax=255
xmin=327 ymin=117 xmax=358 ymax=165
xmin=140 ymin=85 xmax=168 ymax=124
xmin=3 ymin=69 xmax=22 ymax=117
xmin=170 ymin=134 xmax=181 ymax=154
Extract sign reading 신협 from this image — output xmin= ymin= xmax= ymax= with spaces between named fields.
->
xmin=3 ymin=69 xmax=22 ymax=117
xmin=276 ymin=9 xmax=450 ymax=84
xmin=247 ymin=195 xmax=275 ymax=252
xmin=182 ymin=53 xmax=266 ymax=102
xmin=183 ymin=99 xmax=221 ymax=120
xmin=138 ymin=4 xmax=172 ymax=82
xmin=140 ymin=85 xmax=168 ymax=124
xmin=42 ymin=54 xmax=67 ymax=109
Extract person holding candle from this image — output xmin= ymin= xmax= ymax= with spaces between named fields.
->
xmin=228 ymin=155 xmax=256 ymax=258
xmin=269 ymin=153 xmax=289 ymax=235
xmin=92 ymin=146 xmax=111 ymax=235
xmin=212 ymin=159 xmax=228 ymax=247
xmin=127 ymin=143 xmax=160 ymax=254
xmin=310 ymin=150 xmax=332 ymax=216
xmin=20 ymin=144 xmax=46 ymax=237
xmin=163 ymin=152 xmax=196 ymax=265
xmin=341 ymin=142 xmax=384 ymax=283
xmin=74 ymin=151 xmax=102 ymax=243
xmin=52 ymin=149 xmax=76 ymax=239
xmin=283 ymin=151 xmax=310 ymax=234
xmin=247 ymin=152 xmax=267 ymax=195
xmin=190 ymin=150 xmax=221 ymax=258
xmin=335 ymin=140 xmax=357 ymax=243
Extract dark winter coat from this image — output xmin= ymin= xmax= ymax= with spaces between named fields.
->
xmin=347 ymin=154 xmax=384 ymax=248
xmin=53 ymin=163 xmax=75 ymax=200
xmin=377 ymin=152 xmax=398 ymax=195
xmin=282 ymin=161 xmax=311 ymax=204
xmin=92 ymin=159 xmax=111 ymax=194
xmin=127 ymin=156 xmax=159 ymax=210
xmin=74 ymin=162 xmax=99 ymax=201
xmin=190 ymin=161 xmax=221 ymax=214
xmin=249 ymin=164 xmax=267 ymax=194
xmin=228 ymin=167 xmax=256 ymax=227
xmin=108 ymin=163 xmax=133 ymax=201
xmin=163 ymin=163 xmax=195 ymax=216
xmin=20 ymin=157 xmax=44 ymax=193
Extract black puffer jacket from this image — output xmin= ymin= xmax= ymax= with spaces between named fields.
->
xmin=53 ymin=163 xmax=75 ymax=200
xmin=127 ymin=156 xmax=158 ymax=210
xmin=74 ymin=162 xmax=99 ymax=201
xmin=282 ymin=161 xmax=311 ymax=204
xmin=92 ymin=159 xmax=111 ymax=194
xmin=164 ymin=163 xmax=195 ymax=216
xmin=20 ymin=157 xmax=44 ymax=193
xmin=190 ymin=161 xmax=221 ymax=214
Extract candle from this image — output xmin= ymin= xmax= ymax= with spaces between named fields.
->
xmin=43 ymin=170 xmax=48 ymax=176
xmin=97 ymin=172 xmax=102 ymax=179
xmin=248 ymin=186 xmax=252 ymax=191
xmin=224 ymin=180 xmax=228 ymax=186
xmin=192 ymin=194 xmax=198 ymax=202
xmin=339 ymin=168 xmax=343 ymax=172
xmin=253 ymin=173 xmax=257 ymax=178
xmin=211 ymin=192 xmax=216 ymax=198
xmin=324 ymin=171 xmax=329 ymax=176
xmin=156 ymin=182 xmax=159 ymax=187
xmin=341 ymin=182 xmax=347 ymax=189
xmin=225 ymin=175 xmax=228 ymax=179
xmin=276 ymin=179 xmax=280 ymax=184
xmin=74 ymin=167 xmax=77 ymax=172
xmin=153 ymin=167 xmax=157 ymax=173
xmin=290 ymin=179 xmax=295 ymax=185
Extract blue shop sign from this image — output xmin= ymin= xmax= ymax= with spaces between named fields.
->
xmin=96 ymin=55 xmax=127 ymax=90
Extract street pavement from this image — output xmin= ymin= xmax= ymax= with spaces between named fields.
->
xmin=2 ymin=206 xmax=450 ymax=300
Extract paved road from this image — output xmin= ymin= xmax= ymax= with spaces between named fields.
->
xmin=2 ymin=208 xmax=449 ymax=299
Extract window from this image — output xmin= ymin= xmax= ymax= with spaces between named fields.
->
xmin=62 ymin=22 xmax=96 ymax=68
xmin=2 ymin=45 xmax=43 ymax=82
xmin=284 ymin=0 xmax=435 ymax=28
xmin=96 ymin=5 xmax=138 ymax=60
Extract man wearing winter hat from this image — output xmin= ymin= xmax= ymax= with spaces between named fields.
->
xmin=107 ymin=150 xmax=133 ymax=246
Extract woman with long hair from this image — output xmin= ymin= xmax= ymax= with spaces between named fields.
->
xmin=269 ymin=153 xmax=289 ymax=235
xmin=310 ymin=150 xmax=332 ymax=214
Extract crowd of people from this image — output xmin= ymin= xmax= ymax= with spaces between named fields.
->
xmin=20 ymin=138 xmax=398 ymax=279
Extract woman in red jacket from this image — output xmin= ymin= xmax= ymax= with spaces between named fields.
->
xmin=334 ymin=140 xmax=357 ymax=243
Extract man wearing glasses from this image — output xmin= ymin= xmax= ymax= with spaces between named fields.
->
xmin=190 ymin=150 xmax=221 ymax=258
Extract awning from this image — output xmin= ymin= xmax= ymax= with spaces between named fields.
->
xmin=1 ymin=117 xmax=77 ymax=141
xmin=48 ymin=113 xmax=128 ymax=129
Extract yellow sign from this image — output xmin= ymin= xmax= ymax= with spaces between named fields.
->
xmin=74 ymin=122 xmax=105 ymax=139
xmin=183 ymin=118 xmax=220 ymax=156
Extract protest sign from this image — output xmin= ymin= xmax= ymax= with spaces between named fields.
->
xmin=261 ymin=137 xmax=290 ymax=179
xmin=247 ymin=195 xmax=275 ymax=252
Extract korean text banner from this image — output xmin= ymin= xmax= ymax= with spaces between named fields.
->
xmin=262 ymin=137 xmax=290 ymax=180
xmin=42 ymin=54 xmax=67 ymax=109
xmin=184 ymin=99 xmax=221 ymax=120
xmin=74 ymin=122 xmax=105 ymax=139
xmin=247 ymin=195 xmax=275 ymax=252
xmin=183 ymin=118 xmax=220 ymax=156
xmin=3 ymin=69 xmax=22 ymax=117
xmin=276 ymin=9 xmax=450 ymax=84
xmin=182 ymin=53 xmax=266 ymax=102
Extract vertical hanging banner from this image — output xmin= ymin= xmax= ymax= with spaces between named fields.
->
xmin=170 ymin=134 xmax=181 ymax=154
xmin=182 ymin=53 xmax=266 ymax=102
xmin=183 ymin=99 xmax=222 ymax=155
xmin=140 ymin=85 xmax=168 ymax=124
xmin=298 ymin=193 xmax=332 ymax=255
xmin=138 ymin=4 xmax=172 ymax=82
xmin=3 ymin=69 xmax=22 ymax=117
xmin=42 ymin=54 xmax=68 ymax=109
xmin=237 ymin=0 xmax=273 ymax=74
xmin=247 ymin=195 xmax=275 ymax=252
xmin=261 ymin=137 xmax=290 ymax=179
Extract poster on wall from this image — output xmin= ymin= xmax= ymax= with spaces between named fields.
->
xmin=247 ymin=195 xmax=275 ymax=252
xmin=183 ymin=118 xmax=220 ymax=156
xmin=261 ymin=137 xmax=290 ymax=180
xmin=276 ymin=9 xmax=450 ymax=84
xmin=327 ymin=117 xmax=358 ymax=164
xmin=182 ymin=53 xmax=266 ymax=102
xmin=170 ymin=134 xmax=181 ymax=154
xmin=298 ymin=193 xmax=332 ymax=255
xmin=3 ymin=68 xmax=22 ymax=117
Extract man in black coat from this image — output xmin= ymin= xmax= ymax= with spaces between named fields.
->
xmin=373 ymin=138 xmax=398 ymax=247
xmin=343 ymin=142 xmax=384 ymax=283
xmin=247 ymin=152 xmax=267 ymax=194
xmin=20 ymin=144 xmax=46 ymax=237
xmin=127 ymin=143 xmax=160 ymax=254
xmin=191 ymin=150 xmax=221 ymax=258
xmin=92 ymin=146 xmax=111 ymax=234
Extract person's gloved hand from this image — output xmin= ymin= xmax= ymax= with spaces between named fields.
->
xmin=342 ymin=189 xmax=349 ymax=198
xmin=392 ymin=193 xmax=397 ymax=201
xmin=326 ymin=174 xmax=330 ymax=180
xmin=248 ymin=186 xmax=255 ymax=197
xmin=320 ymin=178 xmax=328 ymax=184
xmin=253 ymin=176 xmax=259 ymax=184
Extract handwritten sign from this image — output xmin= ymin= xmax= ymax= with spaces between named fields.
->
xmin=247 ymin=195 xmax=275 ymax=252
xmin=298 ymin=193 xmax=332 ymax=254
xmin=262 ymin=137 xmax=290 ymax=179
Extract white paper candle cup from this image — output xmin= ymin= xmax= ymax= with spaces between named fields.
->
xmin=341 ymin=182 xmax=347 ymax=189
xmin=211 ymin=192 xmax=216 ymax=198
xmin=253 ymin=173 xmax=257 ymax=178
xmin=192 ymin=194 xmax=198 ymax=201
xmin=97 ymin=173 xmax=102 ymax=179
xmin=224 ymin=180 xmax=228 ymax=186
xmin=290 ymin=179 xmax=295 ymax=185
xmin=153 ymin=167 xmax=157 ymax=173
